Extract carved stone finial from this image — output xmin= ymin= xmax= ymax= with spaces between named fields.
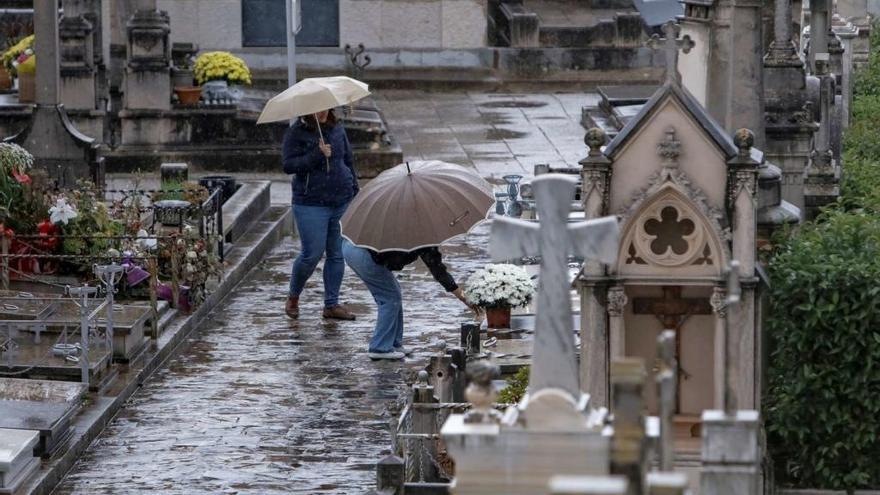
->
xmin=418 ymin=370 xmax=429 ymax=385
xmin=657 ymin=127 xmax=681 ymax=166
xmin=733 ymin=128 xmax=754 ymax=156
xmin=463 ymin=361 xmax=501 ymax=424
xmin=585 ymin=127 xmax=607 ymax=155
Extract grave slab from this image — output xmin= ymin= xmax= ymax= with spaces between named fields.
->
xmin=0 ymin=428 xmax=39 ymax=494
xmin=0 ymin=378 xmax=86 ymax=458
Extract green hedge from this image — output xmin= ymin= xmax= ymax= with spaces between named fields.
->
xmin=765 ymin=23 xmax=880 ymax=490
xmin=765 ymin=211 xmax=880 ymax=489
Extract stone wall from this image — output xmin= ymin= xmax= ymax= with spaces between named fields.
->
xmin=341 ymin=0 xmax=488 ymax=49
xmin=149 ymin=0 xmax=487 ymax=51
xmin=157 ymin=0 xmax=243 ymax=50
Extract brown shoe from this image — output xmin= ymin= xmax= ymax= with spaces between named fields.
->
xmin=323 ymin=305 xmax=356 ymax=321
xmin=285 ymin=296 xmax=299 ymax=319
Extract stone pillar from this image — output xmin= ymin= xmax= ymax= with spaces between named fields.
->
xmin=16 ymin=0 xmax=100 ymax=186
xmin=727 ymin=131 xmax=759 ymax=280
xmin=581 ymin=282 xmax=609 ymax=408
xmin=833 ymin=19 xmax=858 ymax=129
xmin=579 ymin=128 xmax=612 ymax=407
xmin=35 ymin=0 xmax=61 ymax=106
xmin=700 ymin=410 xmax=762 ymax=495
xmin=710 ymin=287 xmax=728 ymax=410
xmin=726 ymin=0 xmax=766 ymax=147
xmin=763 ymin=0 xmax=817 ymax=212
xmin=610 ymin=359 xmax=647 ymax=495
xmin=59 ymin=0 xmax=97 ymax=110
xmin=607 ymin=286 xmax=628 ymax=360
xmin=409 ymin=371 xmax=439 ymax=482
xmin=123 ymin=0 xmax=170 ymax=111
xmin=809 ymin=0 xmax=830 ymax=71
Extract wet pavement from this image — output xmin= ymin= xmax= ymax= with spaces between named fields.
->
xmin=52 ymin=90 xmax=587 ymax=493
xmin=54 ymin=223 xmax=491 ymax=494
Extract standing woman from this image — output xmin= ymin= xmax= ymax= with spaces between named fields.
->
xmin=283 ymin=108 xmax=358 ymax=320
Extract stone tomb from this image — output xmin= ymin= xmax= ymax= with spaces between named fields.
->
xmin=0 ymin=428 xmax=40 ymax=495
xmin=443 ymin=175 xmax=620 ymax=495
xmin=0 ymin=377 xmax=87 ymax=458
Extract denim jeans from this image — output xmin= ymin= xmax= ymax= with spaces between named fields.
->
xmin=342 ymin=240 xmax=403 ymax=353
xmin=289 ymin=203 xmax=349 ymax=307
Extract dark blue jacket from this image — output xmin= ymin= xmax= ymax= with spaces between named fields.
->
xmin=282 ymin=120 xmax=359 ymax=207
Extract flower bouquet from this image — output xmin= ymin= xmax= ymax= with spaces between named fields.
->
xmin=463 ymin=263 xmax=535 ymax=328
xmin=193 ymin=51 xmax=251 ymax=104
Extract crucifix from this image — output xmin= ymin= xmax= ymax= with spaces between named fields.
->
xmin=647 ymin=20 xmax=695 ymax=83
xmin=491 ymin=174 xmax=619 ymax=399
xmin=632 ymin=286 xmax=712 ymax=412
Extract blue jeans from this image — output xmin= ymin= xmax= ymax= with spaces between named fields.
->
xmin=342 ymin=240 xmax=403 ymax=353
xmin=289 ymin=203 xmax=348 ymax=307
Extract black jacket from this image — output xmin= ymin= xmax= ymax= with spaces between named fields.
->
xmin=371 ymin=247 xmax=459 ymax=293
xmin=282 ymin=119 xmax=359 ymax=207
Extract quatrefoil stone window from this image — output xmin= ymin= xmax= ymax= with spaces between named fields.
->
xmin=634 ymin=199 xmax=704 ymax=266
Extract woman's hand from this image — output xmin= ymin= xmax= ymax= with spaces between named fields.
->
xmin=319 ymin=143 xmax=332 ymax=158
xmin=453 ymin=288 xmax=481 ymax=315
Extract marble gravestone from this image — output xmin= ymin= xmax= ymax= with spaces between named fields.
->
xmin=0 ymin=428 xmax=39 ymax=494
xmin=443 ymin=174 xmax=620 ymax=495
xmin=0 ymin=377 xmax=87 ymax=458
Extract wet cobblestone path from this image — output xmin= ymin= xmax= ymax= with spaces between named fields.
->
xmin=54 ymin=226 xmax=489 ymax=494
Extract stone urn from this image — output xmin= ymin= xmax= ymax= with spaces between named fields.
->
xmin=486 ymin=307 xmax=511 ymax=328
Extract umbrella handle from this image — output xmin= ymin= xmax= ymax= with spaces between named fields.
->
xmin=315 ymin=113 xmax=331 ymax=173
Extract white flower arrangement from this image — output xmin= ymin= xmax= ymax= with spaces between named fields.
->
xmin=464 ymin=263 xmax=535 ymax=309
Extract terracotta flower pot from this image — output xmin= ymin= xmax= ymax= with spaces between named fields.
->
xmin=174 ymin=86 xmax=202 ymax=106
xmin=18 ymin=71 xmax=35 ymax=103
xmin=0 ymin=67 xmax=11 ymax=91
xmin=486 ymin=307 xmax=512 ymax=328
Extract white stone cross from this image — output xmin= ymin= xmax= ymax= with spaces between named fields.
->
xmin=491 ymin=174 xmax=619 ymax=399
xmin=648 ymin=21 xmax=695 ymax=83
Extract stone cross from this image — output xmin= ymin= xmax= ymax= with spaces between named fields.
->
xmin=648 ymin=21 xmax=695 ymax=83
xmin=491 ymin=174 xmax=619 ymax=399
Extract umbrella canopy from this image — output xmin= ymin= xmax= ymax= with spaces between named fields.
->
xmin=341 ymin=161 xmax=494 ymax=252
xmin=256 ymin=76 xmax=370 ymax=124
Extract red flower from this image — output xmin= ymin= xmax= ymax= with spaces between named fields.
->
xmin=12 ymin=170 xmax=30 ymax=184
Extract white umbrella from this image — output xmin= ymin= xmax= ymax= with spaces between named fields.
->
xmin=256 ymin=76 xmax=370 ymax=124
xmin=257 ymin=76 xmax=370 ymax=171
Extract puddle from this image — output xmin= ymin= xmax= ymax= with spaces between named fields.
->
xmin=480 ymin=100 xmax=549 ymax=109
xmin=485 ymin=128 xmax=528 ymax=140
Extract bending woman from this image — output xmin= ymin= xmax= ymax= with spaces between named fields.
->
xmin=283 ymin=109 xmax=358 ymax=320
xmin=343 ymin=240 xmax=473 ymax=360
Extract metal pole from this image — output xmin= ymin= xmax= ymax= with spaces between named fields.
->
xmin=286 ymin=0 xmax=297 ymax=87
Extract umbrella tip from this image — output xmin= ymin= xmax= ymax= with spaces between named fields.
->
xmin=406 ymin=162 xmax=412 ymax=175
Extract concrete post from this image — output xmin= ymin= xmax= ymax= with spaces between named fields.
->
xmin=700 ymin=410 xmax=762 ymax=495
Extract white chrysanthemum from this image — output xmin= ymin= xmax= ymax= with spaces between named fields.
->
xmin=464 ymin=263 xmax=535 ymax=309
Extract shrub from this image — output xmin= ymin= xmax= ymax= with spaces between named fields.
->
xmin=497 ymin=366 xmax=529 ymax=404
xmin=765 ymin=210 xmax=880 ymax=489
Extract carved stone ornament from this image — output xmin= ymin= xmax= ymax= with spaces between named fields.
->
xmin=710 ymin=287 xmax=727 ymax=318
xmin=657 ymin=127 xmax=682 ymax=166
xmin=635 ymin=197 xmax=705 ymax=266
xmin=607 ymin=286 xmax=628 ymax=317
